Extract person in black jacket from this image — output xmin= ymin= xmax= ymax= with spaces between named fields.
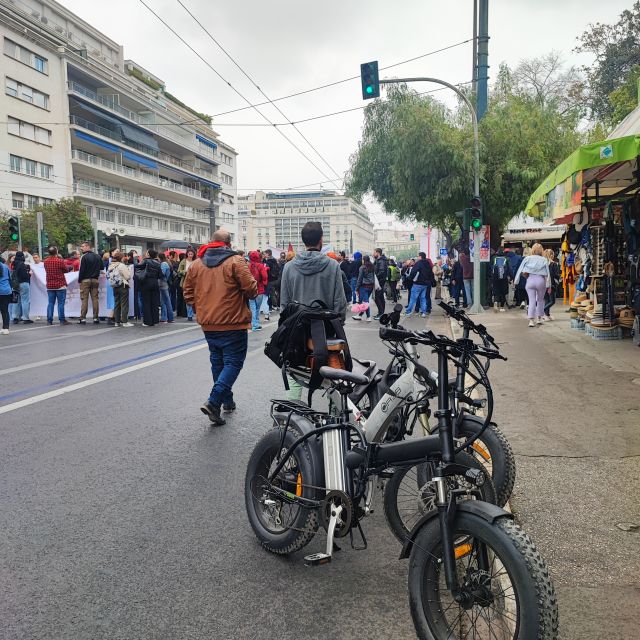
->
xmin=9 ymin=251 xmax=33 ymax=324
xmin=450 ymin=257 xmax=466 ymax=308
xmin=405 ymin=252 xmax=435 ymax=317
xmin=78 ymin=241 xmax=103 ymax=324
xmin=373 ymin=248 xmax=388 ymax=320
xmin=135 ymin=249 xmax=162 ymax=326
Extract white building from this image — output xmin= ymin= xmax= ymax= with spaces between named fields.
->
xmin=237 ymin=190 xmax=374 ymax=254
xmin=1 ymin=0 xmax=238 ymax=252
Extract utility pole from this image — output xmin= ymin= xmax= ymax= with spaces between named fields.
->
xmin=472 ymin=0 xmax=478 ymax=96
xmin=37 ymin=211 xmax=44 ymax=257
xmin=476 ymin=0 xmax=489 ymax=120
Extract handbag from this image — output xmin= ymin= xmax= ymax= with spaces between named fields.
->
xmin=11 ymin=289 xmax=19 ymax=304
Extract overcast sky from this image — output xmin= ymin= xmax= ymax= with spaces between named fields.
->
xmin=58 ymin=0 xmax=632 ymax=219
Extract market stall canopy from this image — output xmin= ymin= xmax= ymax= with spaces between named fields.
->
xmin=524 ymin=135 xmax=640 ymax=223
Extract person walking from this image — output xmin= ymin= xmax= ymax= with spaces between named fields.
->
xmin=248 ymin=250 xmax=268 ymax=331
xmin=158 ymin=253 xmax=174 ymax=324
xmin=450 ymin=257 xmax=465 ymax=307
xmin=127 ymin=250 xmax=142 ymax=321
xmin=280 ymin=221 xmax=347 ymax=401
xmin=373 ymin=248 xmax=388 ymax=320
xmin=405 ymin=252 xmax=435 ymax=318
xmin=350 ymin=251 xmax=362 ymax=304
xmin=491 ymin=248 xmax=511 ymax=312
xmin=0 ymin=257 xmax=13 ymax=335
xmin=353 ymin=255 xmax=375 ymax=322
xmin=78 ymin=241 xmax=102 ymax=324
xmin=514 ymin=243 xmax=551 ymax=327
xmin=107 ymin=250 xmax=133 ymax=327
xmin=183 ymin=229 xmax=258 ymax=426
xmin=135 ymin=249 xmax=162 ymax=327
xmin=167 ymin=250 xmax=179 ymax=312
xmin=433 ymin=257 xmax=444 ymax=300
xmin=401 ymin=258 xmax=415 ymax=305
xmin=387 ymin=257 xmax=401 ymax=302
xmin=459 ymin=250 xmax=473 ymax=307
xmin=509 ymin=248 xmax=526 ymax=308
xmin=543 ymin=248 xmax=560 ymax=321
xmin=263 ymin=249 xmax=280 ymax=314
xmin=178 ymin=249 xmax=197 ymax=321
xmin=43 ymin=246 xmax=70 ymax=325
xmin=9 ymin=251 xmax=32 ymax=324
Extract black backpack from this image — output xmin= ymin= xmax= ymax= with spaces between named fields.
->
xmin=264 ymin=300 xmax=352 ymax=395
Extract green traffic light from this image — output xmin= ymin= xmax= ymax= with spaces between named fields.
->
xmin=471 ymin=218 xmax=482 ymax=230
xmin=10 ymin=233 xmax=19 ymax=241
xmin=366 ymin=86 xmax=374 ymax=94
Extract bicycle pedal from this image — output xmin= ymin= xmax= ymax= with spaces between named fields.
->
xmin=304 ymin=552 xmax=332 ymax=566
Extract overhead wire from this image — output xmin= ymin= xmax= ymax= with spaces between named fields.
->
xmin=137 ymin=0 xmax=343 ymax=190
xmin=175 ymin=0 xmax=343 ymax=185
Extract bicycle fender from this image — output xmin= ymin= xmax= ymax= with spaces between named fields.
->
xmin=274 ymin=412 xmax=325 ymax=496
xmin=399 ymin=501 xmax=513 ymax=560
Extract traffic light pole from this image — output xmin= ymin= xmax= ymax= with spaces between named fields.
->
xmin=379 ymin=77 xmax=483 ymax=313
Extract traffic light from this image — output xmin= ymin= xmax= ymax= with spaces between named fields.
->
xmin=470 ymin=196 xmax=482 ymax=230
xmin=409 ymin=233 xmax=415 ymax=241
xmin=8 ymin=216 xmax=19 ymax=243
xmin=360 ymin=61 xmax=380 ymax=100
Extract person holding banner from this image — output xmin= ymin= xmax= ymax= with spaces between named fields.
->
xmin=43 ymin=246 xmax=70 ymax=325
xmin=78 ymin=241 xmax=102 ymax=324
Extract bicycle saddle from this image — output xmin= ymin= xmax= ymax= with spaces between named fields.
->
xmin=319 ymin=366 xmax=369 ymax=386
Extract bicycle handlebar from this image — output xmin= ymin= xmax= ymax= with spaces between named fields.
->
xmin=438 ymin=301 xmax=498 ymax=348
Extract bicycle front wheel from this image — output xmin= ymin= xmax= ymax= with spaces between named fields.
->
xmin=408 ymin=512 xmax=558 ymax=640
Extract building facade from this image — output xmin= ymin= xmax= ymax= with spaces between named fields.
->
xmin=237 ymin=190 xmax=374 ymax=254
xmin=1 ymin=0 xmax=238 ymax=253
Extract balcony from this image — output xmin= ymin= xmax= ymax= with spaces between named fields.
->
xmin=73 ymin=183 xmax=209 ymax=222
xmin=71 ymin=149 xmax=207 ymax=201
xmin=68 ymin=81 xmax=220 ymax=163
xmin=70 ymin=116 xmax=220 ymax=184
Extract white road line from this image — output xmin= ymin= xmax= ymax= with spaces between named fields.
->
xmin=8 ymin=324 xmax=55 ymax=334
xmin=0 ymin=325 xmax=200 ymax=376
xmin=0 ymin=328 xmax=118 ymax=351
xmin=0 ymin=343 xmax=208 ymax=415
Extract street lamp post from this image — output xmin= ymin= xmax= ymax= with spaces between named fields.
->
xmin=378 ymin=77 xmax=483 ymax=314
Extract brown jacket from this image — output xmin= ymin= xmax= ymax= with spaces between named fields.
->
xmin=183 ymin=249 xmax=258 ymax=331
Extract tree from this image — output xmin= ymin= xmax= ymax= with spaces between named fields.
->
xmin=576 ymin=2 xmax=640 ymax=125
xmin=14 ymin=198 xmax=93 ymax=253
xmin=345 ymin=85 xmax=473 ymax=242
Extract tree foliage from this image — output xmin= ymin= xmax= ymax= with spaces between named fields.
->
xmin=345 ymin=61 xmax=582 ymax=242
xmin=576 ymin=2 xmax=640 ymax=125
xmin=1 ymin=198 xmax=93 ymax=253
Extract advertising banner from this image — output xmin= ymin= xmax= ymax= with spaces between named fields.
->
xmin=469 ymin=226 xmax=491 ymax=262
xmin=29 ymin=264 xmax=134 ymax=319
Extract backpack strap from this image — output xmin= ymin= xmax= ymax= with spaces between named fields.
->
xmin=308 ymin=319 xmax=329 ymax=387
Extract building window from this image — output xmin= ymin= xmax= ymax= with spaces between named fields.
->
xmin=7 ymin=116 xmax=51 ymax=145
xmin=170 ymin=221 xmax=182 ymax=233
xmin=221 ymin=172 xmax=234 ymax=186
xmin=5 ymin=78 xmax=49 ymax=109
xmin=137 ymin=215 xmax=153 ymax=228
xmin=27 ymin=194 xmax=38 ymax=209
xmin=40 ymin=163 xmax=51 ymax=179
xmin=4 ymin=38 xmax=48 ymax=74
xmin=97 ymin=207 xmax=116 ymax=222
xmin=9 ymin=155 xmax=54 ymax=180
xmin=12 ymin=193 xmax=24 ymax=209
xmin=85 ymin=205 xmax=93 ymax=218
xmin=25 ymin=159 xmax=37 ymax=176
xmin=156 ymin=219 xmax=168 ymax=231
xmin=10 ymin=154 xmax=21 ymax=172
xmin=117 ymin=212 xmax=135 ymax=225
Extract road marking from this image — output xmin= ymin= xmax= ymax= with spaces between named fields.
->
xmin=7 ymin=323 xmax=55 ymax=334
xmin=0 ymin=325 xmax=199 ymax=376
xmin=0 ymin=337 xmax=205 ymax=404
xmin=0 ymin=343 xmax=208 ymax=416
xmin=0 ymin=328 xmax=118 ymax=350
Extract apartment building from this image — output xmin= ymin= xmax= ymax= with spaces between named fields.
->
xmin=237 ymin=190 xmax=374 ymax=254
xmin=1 ymin=0 xmax=238 ymax=252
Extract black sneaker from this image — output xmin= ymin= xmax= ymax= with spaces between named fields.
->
xmin=223 ymin=401 xmax=237 ymax=412
xmin=78 ymin=319 xmax=86 ymax=324
xmin=200 ymin=402 xmax=226 ymax=425
xmin=12 ymin=318 xmax=20 ymax=324
xmin=93 ymin=319 xmax=100 ymax=324
xmin=373 ymin=315 xmax=381 ymax=321
xmin=22 ymin=319 xmax=34 ymax=324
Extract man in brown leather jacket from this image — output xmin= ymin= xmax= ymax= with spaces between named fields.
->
xmin=183 ymin=229 xmax=258 ymax=426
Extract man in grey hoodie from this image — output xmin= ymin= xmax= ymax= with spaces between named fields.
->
xmin=280 ymin=222 xmax=347 ymax=319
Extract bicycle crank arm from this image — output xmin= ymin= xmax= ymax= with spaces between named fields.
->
xmin=304 ymin=504 xmax=343 ymax=566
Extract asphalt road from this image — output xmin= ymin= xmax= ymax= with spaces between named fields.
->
xmin=0 ymin=312 xmax=424 ymax=640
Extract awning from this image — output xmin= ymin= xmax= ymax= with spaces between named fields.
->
xmin=73 ymin=129 xmax=121 ymax=152
xmin=525 ymin=135 xmax=640 ymax=220
xmin=196 ymin=134 xmax=217 ymax=149
xmin=120 ymin=122 xmax=159 ymax=152
xmin=123 ymin=150 xmax=157 ymax=169
xmin=70 ymin=97 xmax=123 ymax=127
xmin=503 ymin=230 xmax=564 ymax=242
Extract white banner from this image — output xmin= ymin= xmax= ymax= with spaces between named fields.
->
xmin=29 ymin=264 xmax=134 ymax=319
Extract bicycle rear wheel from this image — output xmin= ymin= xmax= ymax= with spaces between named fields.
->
xmin=408 ymin=512 xmax=558 ymax=640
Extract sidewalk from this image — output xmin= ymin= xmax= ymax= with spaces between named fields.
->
xmin=471 ymin=304 xmax=640 ymax=639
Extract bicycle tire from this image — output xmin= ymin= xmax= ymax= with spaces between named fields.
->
xmin=244 ymin=426 xmax=318 ymax=555
xmin=408 ymin=512 xmax=559 ymax=640
xmin=383 ymin=451 xmax=497 ymax=544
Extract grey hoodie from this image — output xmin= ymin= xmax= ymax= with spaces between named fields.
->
xmin=280 ymin=250 xmax=347 ymax=319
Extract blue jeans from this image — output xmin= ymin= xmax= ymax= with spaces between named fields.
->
xmin=407 ymin=284 xmax=428 ymax=314
xmin=205 ymin=329 xmax=249 ymax=408
xmin=160 ymin=288 xmax=174 ymax=322
xmin=249 ymin=294 xmax=264 ymax=330
xmin=350 ymin=277 xmax=357 ymax=303
xmin=47 ymin=289 xmax=66 ymax=323
xmin=358 ymin=287 xmax=371 ymax=317
xmin=10 ymin=282 xmax=30 ymax=320
xmin=186 ymin=303 xmax=194 ymax=319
